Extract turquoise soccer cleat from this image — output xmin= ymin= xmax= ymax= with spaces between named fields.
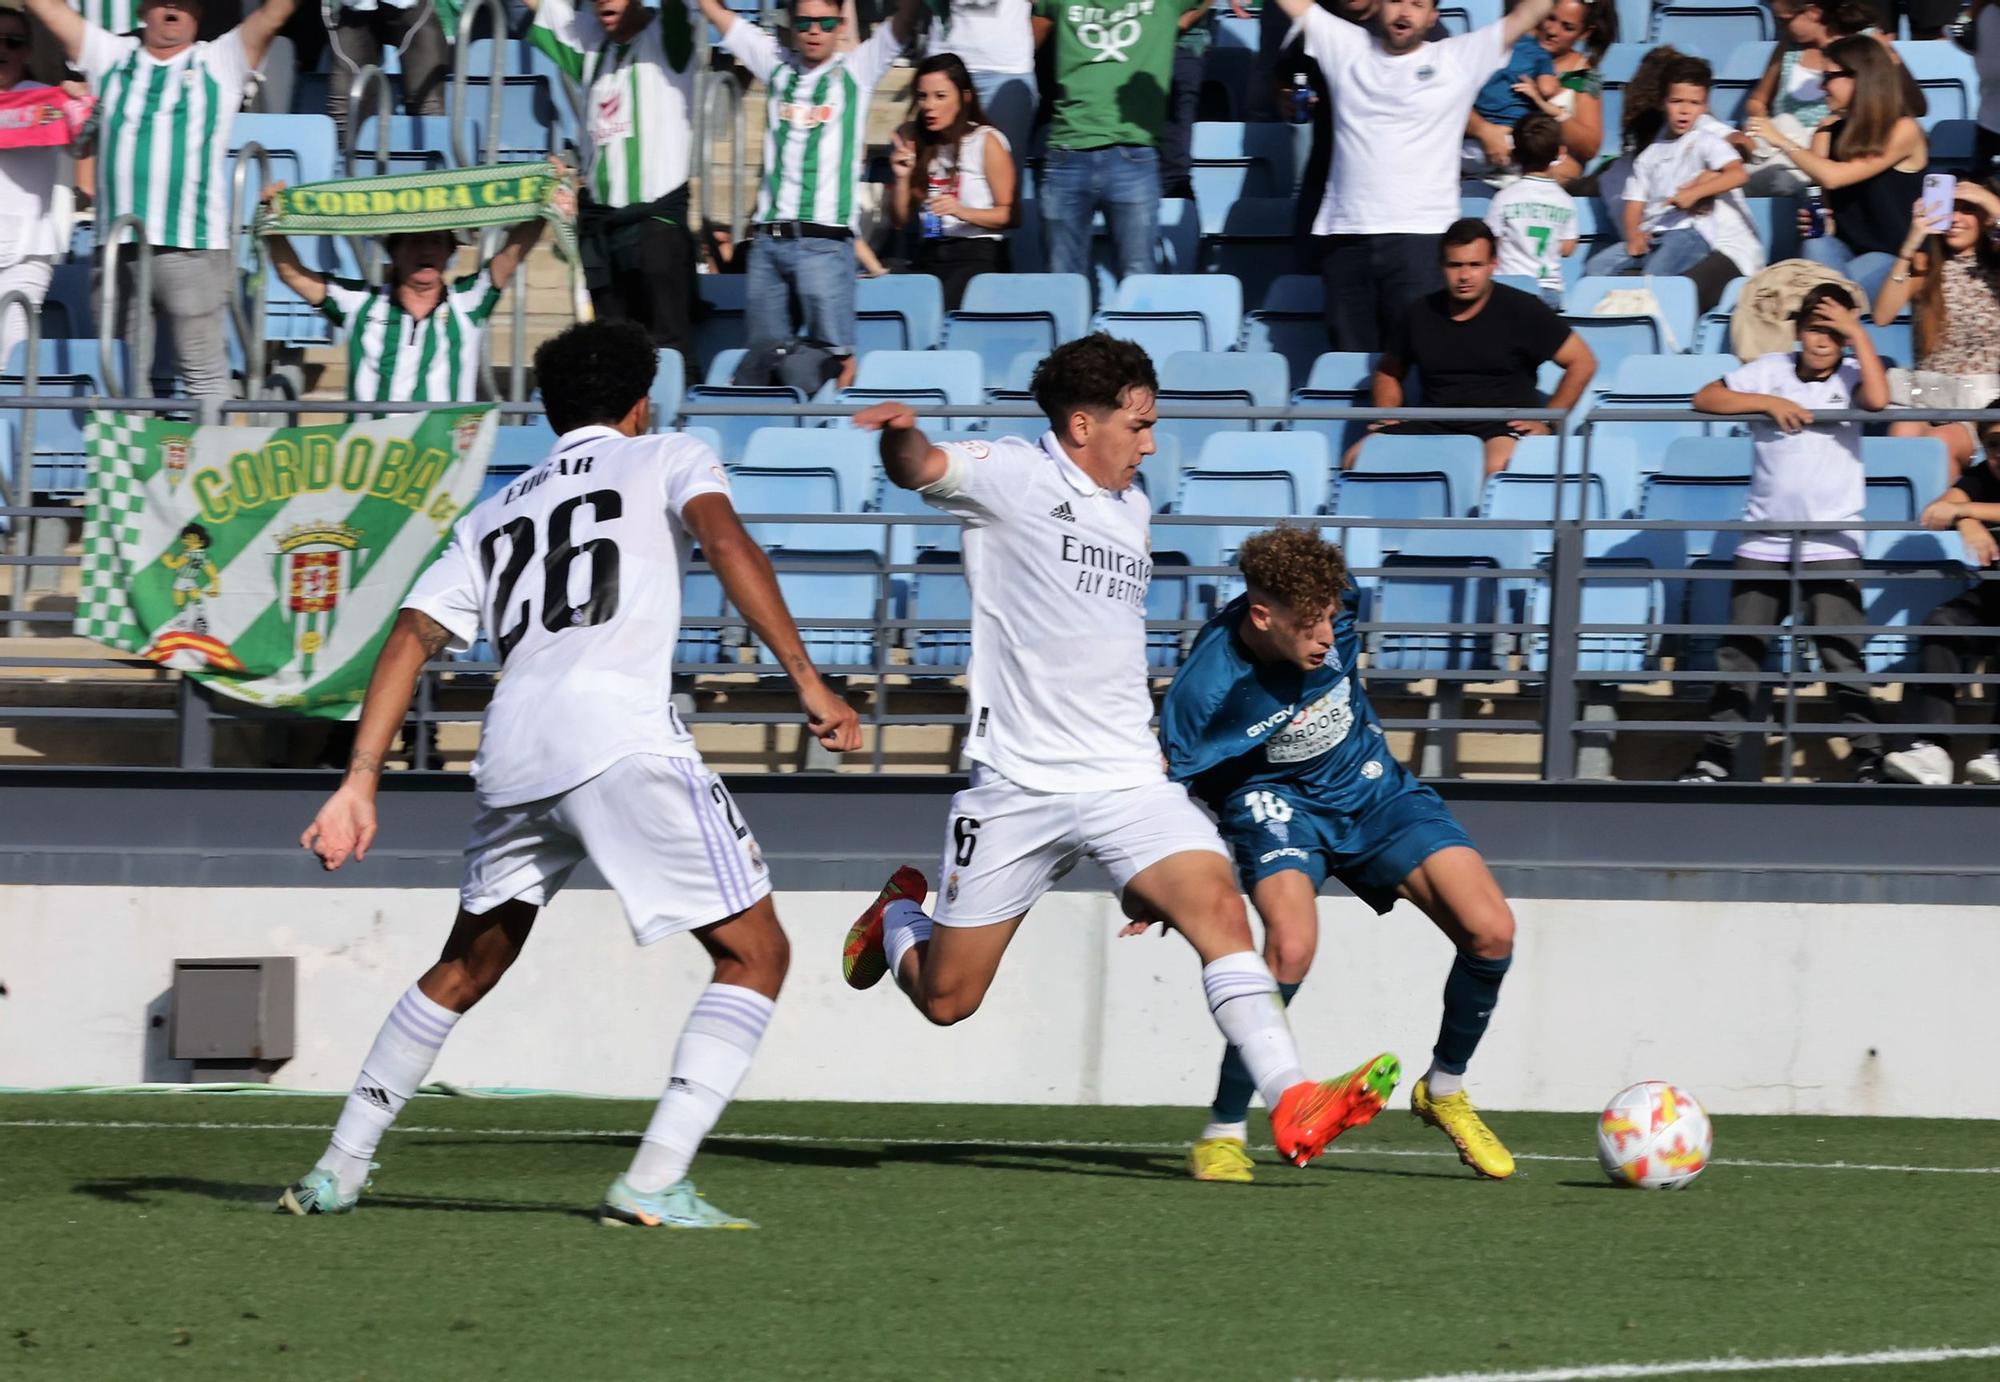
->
xmin=599 ymin=1176 xmax=757 ymax=1229
xmin=275 ymin=1166 xmax=367 ymax=1216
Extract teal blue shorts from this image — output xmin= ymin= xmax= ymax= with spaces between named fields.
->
xmin=1216 ymin=778 xmax=1473 ymax=915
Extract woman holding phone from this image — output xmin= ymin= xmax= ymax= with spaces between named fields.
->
xmin=1872 ymin=181 xmax=2000 ymax=476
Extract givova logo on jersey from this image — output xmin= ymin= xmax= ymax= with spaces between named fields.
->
xmin=1265 ymin=681 xmax=1353 ymax=764
xmin=778 ymin=100 xmax=838 ymax=129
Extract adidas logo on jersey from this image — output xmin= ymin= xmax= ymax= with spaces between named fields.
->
xmin=1049 ymin=501 xmax=1076 ymax=522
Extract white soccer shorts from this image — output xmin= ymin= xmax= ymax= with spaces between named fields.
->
xmin=931 ymin=767 xmax=1230 ymax=928
xmin=459 ymin=752 xmax=772 ymax=945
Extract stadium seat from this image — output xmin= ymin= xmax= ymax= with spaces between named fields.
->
xmin=757 ymin=529 xmax=884 ymax=670
xmin=943 ymin=272 xmax=1093 ymax=390
xmin=1370 ymin=531 xmax=1504 ymax=673
xmin=694 ymin=274 xmax=749 ymax=375
xmin=1094 ymin=274 xmax=1244 ymax=356
xmin=346 ymin=113 xmax=454 ymax=175
xmin=1202 ymin=16 xmax=1257 ymax=118
xmin=855 ymin=274 xmax=944 ymax=354
xmin=1241 ymin=275 xmax=1328 ymax=384
xmin=1329 ymin=470 xmax=1453 ymax=522
xmin=1928 ymin=119 xmax=1981 ymax=170
xmin=1 ymin=339 xmax=126 ymax=494
xmin=231 ymin=115 xmax=344 ymax=346
xmin=1481 ymin=469 xmax=1608 ymax=531
xmin=841 ymin=349 xmax=984 ymax=429
xmin=1157 ymin=350 xmax=1289 ymax=467
xmin=676 ymin=567 xmax=733 ymax=666
xmin=1863 ymin=436 xmax=1952 ymax=508
xmin=1897 ymin=41 xmax=1977 ymax=127
xmin=686 ymin=349 xmax=802 ymax=466
xmin=1510 ymin=434 xmax=1645 ymax=518
xmin=1201 ymin=198 xmax=1301 ymax=305
xmin=1659 ymin=435 xmax=1753 ymax=477
xmin=1595 ymin=42 xmax=1652 ymax=85
xmin=1565 ymin=275 xmax=1699 ymax=356
xmin=1190 ymin=121 xmax=1302 ymax=208
xmin=1180 ymin=430 xmax=1331 ymax=515
xmin=652 ymin=348 xmax=685 ymax=427
xmin=1593 ymin=351 xmax=1739 ymax=453
xmin=1135 ymin=432 xmax=1184 ymax=512
xmin=1653 ymin=3 xmax=1773 ymax=54
xmin=1711 ymin=41 xmax=1774 ymax=121
xmin=1524 ymin=549 xmax=1664 ymax=675
xmin=463 ymin=36 xmax=569 ymax=87
xmin=1743 ymin=197 xmax=1800 ymax=264
xmin=875 ymin=466 xmax=963 ymax=569
xmin=908 ymin=552 xmax=972 ymax=669
xmin=230 ymin=113 xmax=339 ymax=188
xmin=738 ymin=426 xmax=880 ymax=515
xmin=1866 ymin=318 xmax=1914 ymax=367
xmin=1860 ymin=528 xmax=1972 ymax=672
xmin=1087 ymin=199 xmax=1202 ymax=301
xmin=1696 ymin=276 xmax=1745 ymax=354
xmin=450 ymin=75 xmax=569 ymax=162
xmin=1349 ymin=432 xmax=1487 ymax=516
xmin=1639 ymin=473 xmax=1751 ymax=562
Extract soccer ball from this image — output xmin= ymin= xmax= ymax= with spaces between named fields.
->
xmin=1595 ymin=1081 xmax=1712 ymax=1190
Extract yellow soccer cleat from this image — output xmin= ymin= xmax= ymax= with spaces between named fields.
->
xmin=1187 ymin=1136 xmax=1255 ymax=1183
xmin=1411 ymin=1077 xmax=1516 ymax=1180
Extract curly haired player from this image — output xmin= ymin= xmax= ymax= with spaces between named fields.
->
xmin=1155 ymin=525 xmax=1520 ymax=1183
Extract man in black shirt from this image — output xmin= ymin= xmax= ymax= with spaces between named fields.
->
xmin=1347 ymin=218 xmax=1595 ymax=475
xmin=1882 ymin=413 xmax=2000 ymax=785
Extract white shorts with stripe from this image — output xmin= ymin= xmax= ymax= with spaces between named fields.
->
xmin=932 ymin=767 xmax=1230 ymax=929
xmin=459 ymin=752 xmax=771 ymax=945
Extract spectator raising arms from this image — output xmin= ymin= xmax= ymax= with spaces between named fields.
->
xmin=1678 ymin=284 xmax=1889 ymax=785
xmin=0 ymin=7 xmax=75 ymax=371
xmin=1350 ymin=219 xmax=1595 ymax=475
xmin=1873 ymin=183 xmax=2000 ymax=476
xmin=1031 ymin=0 xmax=1208 ymax=282
xmin=26 ymin=0 xmax=296 ymax=400
xmin=695 ymin=0 xmax=924 ymax=391
xmin=1266 ymin=0 xmax=1556 ymax=353
xmin=1749 ymin=35 xmax=1927 ymax=298
xmin=1586 ymin=54 xmax=1762 ymax=314
xmin=890 ymin=53 xmax=1016 ymax=312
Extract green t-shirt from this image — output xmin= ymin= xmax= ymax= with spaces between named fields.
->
xmin=1034 ymin=0 xmax=1197 ymax=150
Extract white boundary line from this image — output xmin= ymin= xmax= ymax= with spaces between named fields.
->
xmin=2 ymin=1119 xmax=1996 ymax=1175
xmin=1356 ymin=1344 xmax=2000 ymax=1381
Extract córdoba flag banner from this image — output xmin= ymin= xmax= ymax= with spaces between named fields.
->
xmin=77 ymin=407 xmax=496 ymax=719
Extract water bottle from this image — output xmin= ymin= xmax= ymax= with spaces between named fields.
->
xmin=1288 ymin=72 xmax=1313 ymax=125
xmin=921 ymin=211 xmax=944 ymax=239
xmin=1803 ymin=185 xmax=1827 ymax=240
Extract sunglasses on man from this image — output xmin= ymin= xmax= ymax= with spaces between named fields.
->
xmin=794 ymin=15 xmax=841 ymax=32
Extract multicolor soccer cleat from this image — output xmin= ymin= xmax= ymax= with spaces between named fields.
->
xmin=843 ymin=865 xmax=928 ymax=990
xmin=1411 ymin=1077 xmax=1516 ymax=1180
xmin=1269 ymin=1051 xmax=1401 ymax=1168
xmin=275 ymin=1166 xmax=367 ymax=1216
xmin=1187 ymin=1136 xmax=1256 ymax=1183
xmin=599 ymin=1177 xmax=757 ymax=1229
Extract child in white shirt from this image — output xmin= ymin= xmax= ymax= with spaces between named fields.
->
xmin=1484 ymin=113 xmax=1577 ymax=304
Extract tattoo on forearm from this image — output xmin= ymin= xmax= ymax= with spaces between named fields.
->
xmin=784 ymin=652 xmax=814 ymax=682
xmin=415 ymin=614 xmax=453 ymax=660
xmin=349 ymin=750 xmax=383 ymax=778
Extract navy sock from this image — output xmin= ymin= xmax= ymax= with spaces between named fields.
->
xmin=1210 ymin=981 xmax=1301 ymax=1124
xmin=1431 ymin=951 xmax=1512 ymax=1076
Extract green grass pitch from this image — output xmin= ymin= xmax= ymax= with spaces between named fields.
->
xmin=1 ymin=1094 xmax=1996 ymax=1381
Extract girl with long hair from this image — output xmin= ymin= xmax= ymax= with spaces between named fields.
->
xmin=1749 ymin=34 xmax=1928 ymax=297
xmin=1872 ymin=181 xmax=2000 ymax=475
xmin=887 ymin=53 xmax=1018 ymax=312
xmin=1737 ymin=0 xmax=1890 ymax=193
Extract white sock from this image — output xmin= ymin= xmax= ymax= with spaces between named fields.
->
xmin=626 ymin=983 xmax=775 ymax=1193
xmin=881 ymin=898 xmax=933 ymax=981
xmin=1199 ymin=1120 xmax=1249 ymax=1144
xmin=1425 ymin=1064 xmax=1466 ymax=1098
xmin=1201 ymin=952 xmax=1306 ymax=1108
xmin=318 ymin=985 xmax=459 ymax=1196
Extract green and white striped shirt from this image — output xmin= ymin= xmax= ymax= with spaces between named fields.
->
xmin=70 ymin=0 xmax=140 ymax=34
xmin=320 ymin=268 xmax=501 ymax=404
xmin=724 ymin=20 xmax=904 ymax=230
xmin=79 ymin=26 xmax=253 ymax=251
xmin=530 ymin=0 xmax=698 ymax=209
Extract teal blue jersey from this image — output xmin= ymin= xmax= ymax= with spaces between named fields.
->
xmin=1160 ymin=595 xmax=1391 ymax=812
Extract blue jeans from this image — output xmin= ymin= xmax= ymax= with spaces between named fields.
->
xmin=1584 ymin=227 xmax=1715 ymax=278
xmin=744 ymin=234 xmax=858 ymax=352
xmin=1800 ymin=236 xmax=1900 ymax=301
xmin=969 ymin=69 xmax=1037 ymax=165
xmin=1320 ymin=233 xmax=1441 ymax=353
xmin=1039 ymin=145 xmax=1159 ymax=282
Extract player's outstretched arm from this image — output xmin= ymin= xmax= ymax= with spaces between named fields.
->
xmin=299 ymin=609 xmax=452 ymax=870
xmin=852 ymin=401 xmax=948 ymax=490
xmin=683 ymin=494 xmax=863 ymax=752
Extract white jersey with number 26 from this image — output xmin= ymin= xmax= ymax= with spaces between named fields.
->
xmin=404 ymin=425 xmax=731 ymax=808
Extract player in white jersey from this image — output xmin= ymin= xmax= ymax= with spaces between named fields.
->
xmin=27 ymin=0 xmax=296 ymax=399
xmin=696 ymin=0 xmax=923 ymax=388
xmin=262 ymin=175 xmax=562 ymax=404
xmin=529 ymin=0 xmax=702 ymax=355
xmin=839 ymin=335 xmax=1402 ymax=1169
xmin=277 ymin=321 xmax=862 ymax=1228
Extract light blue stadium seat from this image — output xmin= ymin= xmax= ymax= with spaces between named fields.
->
xmin=1654 ymin=3 xmax=1773 ymax=54
xmin=687 ymin=360 xmax=803 ymax=466
xmin=841 ymin=349 xmax=985 ymax=428
xmin=232 ymin=115 xmax=343 ymax=346
xmin=1637 ymin=475 xmax=1750 ymax=668
xmin=1350 ymin=432 xmax=1487 ymax=516
xmin=1525 ymin=555 xmax=1664 ymax=674
xmin=694 ymin=275 xmax=748 ymax=375
xmin=1095 ymin=273 xmax=1244 ymax=356
xmin=855 ymin=274 xmax=944 ymax=354
xmin=1299 ymin=350 xmax=1376 ymax=398
xmin=1329 ymin=470 xmax=1452 ymax=522
xmin=1190 ymin=121 xmax=1301 ymax=209
xmin=1860 ymin=528 xmax=1972 ymax=672
xmin=1128 ymin=432 xmax=1181 ymax=513
xmin=1897 ymin=41 xmax=1977 ymax=128
xmin=1596 ymin=42 xmax=1652 ymax=84
xmin=1865 ymin=318 xmax=1913 ymax=367
xmin=738 ymin=426 xmax=880 ymax=515
xmin=1242 ymin=275 xmax=1327 ymax=384
xmin=1180 ymin=430 xmax=1331 ymax=515
xmin=1509 ymin=434 xmax=1644 ymax=517
xmin=1088 ymin=199 xmax=1201 ymax=301
xmin=1156 ymin=353 xmax=1282 ymax=491
xmin=909 ymin=552 xmax=972 ymax=669
xmin=1436 ymin=0 xmax=1500 ymax=32
xmin=44 ymin=263 xmax=92 ymax=337
xmin=652 ymin=348 xmax=685 ymax=427
xmin=1202 ymin=197 xmax=1300 ymax=305
xmin=1201 ymin=16 xmax=1258 ymax=118
xmin=347 ymin=113 xmax=454 ymax=174
xmin=1564 ymin=275 xmax=1698 ymax=355
xmin=1711 ymin=41 xmax=1774 ymax=120
xmin=876 ymin=466 xmax=963 ymax=574
xmin=1743 ymin=197 xmax=1800 ymax=263
xmin=1481 ymin=470 xmax=1607 ymax=531
xmin=1928 ymin=118 xmax=1981 ymax=170
xmin=450 ymin=76 xmax=569 ymax=161
xmin=1594 ymin=351 xmax=1738 ymax=453
xmin=676 ymin=568 xmax=733 ymax=666
xmin=463 ymin=36 xmax=569 ymax=86
xmin=1865 ymin=475 xmax=1918 ymax=523
xmin=943 ymin=272 xmax=1093 ymax=389
xmin=1864 ymin=435 xmax=1952 ymax=507
xmin=1659 ymin=435 xmax=1753 ymax=477
xmin=758 ymin=529 xmax=885 ymax=670
xmin=1371 ymin=531 xmax=1503 ymax=672
xmin=683 ymin=424 xmax=723 ymax=456
xmin=1 ymin=339 xmax=126 ymax=494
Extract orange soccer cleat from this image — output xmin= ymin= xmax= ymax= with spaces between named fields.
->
xmin=842 ymin=866 xmax=928 ymax=990
xmin=1269 ymin=1052 xmax=1402 ymax=1168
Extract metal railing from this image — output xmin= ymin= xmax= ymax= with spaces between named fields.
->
xmin=93 ymin=215 xmax=151 ymax=400
xmin=0 ymin=392 xmax=1993 ymax=781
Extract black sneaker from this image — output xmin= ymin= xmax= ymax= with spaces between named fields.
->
xmin=1851 ymin=752 xmax=1887 ymax=784
xmin=1676 ymin=758 xmax=1730 ymax=784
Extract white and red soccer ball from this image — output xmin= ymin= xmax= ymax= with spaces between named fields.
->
xmin=1596 ymin=1081 xmax=1713 ymax=1190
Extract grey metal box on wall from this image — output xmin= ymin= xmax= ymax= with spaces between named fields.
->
xmin=170 ymin=957 xmax=296 ymax=1078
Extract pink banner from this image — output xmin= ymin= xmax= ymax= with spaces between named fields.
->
xmin=0 ymin=87 xmax=91 ymax=150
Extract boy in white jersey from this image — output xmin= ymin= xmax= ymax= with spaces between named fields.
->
xmin=277 ymin=321 xmax=862 ymax=1228
xmin=840 ymin=335 xmax=1401 ymax=1170
xmin=1483 ymin=113 xmax=1576 ymax=304
xmin=695 ymin=0 xmax=923 ymax=389
xmin=28 ymin=0 xmax=296 ymax=399
xmin=262 ymin=176 xmax=563 ymax=405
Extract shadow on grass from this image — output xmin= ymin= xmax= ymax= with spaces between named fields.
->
xmin=72 ymin=1176 xmax=596 ymax=1221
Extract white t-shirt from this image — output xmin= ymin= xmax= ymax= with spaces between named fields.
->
xmin=529 ymin=0 xmax=699 ymax=206
xmin=1725 ymin=352 xmax=1865 ymax=563
xmin=932 ymin=0 xmax=1033 ymax=74
xmin=404 ymin=426 xmax=732 ymax=807
xmin=1485 ymin=174 xmax=1575 ymax=294
xmin=0 ymin=82 xmax=67 ymax=266
xmin=1626 ymin=124 xmax=1764 ymax=277
xmin=927 ymin=125 xmax=1009 ymax=240
xmin=920 ymin=433 xmax=1167 ymax=794
xmin=1301 ymin=11 xmax=1506 ymax=236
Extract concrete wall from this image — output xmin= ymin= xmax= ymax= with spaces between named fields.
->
xmin=3 ymin=885 xmax=1990 ymax=1119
